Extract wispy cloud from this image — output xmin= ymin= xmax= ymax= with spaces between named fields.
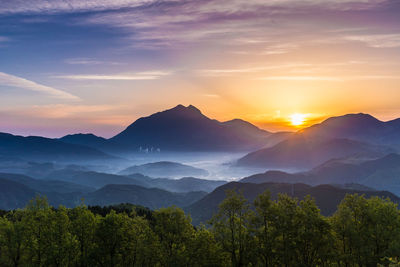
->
xmin=198 ymin=63 xmax=312 ymax=77
xmin=257 ymin=76 xmax=344 ymax=81
xmin=257 ymin=75 xmax=400 ymax=81
xmin=0 ymin=72 xmax=79 ymax=100
xmin=345 ymin=34 xmax=400 ymax=48
xmin=64 ymin=58 xmax=123 ymax=65
xmin=0 ymin=0 xmax=158 ymax=14
xmin=54 ymin=71 xmax=171 ymax=80
xmin=64 ymin=58 xmax=103 ymax=65
xmin=0 ymin=0 xmax=385 ymax=15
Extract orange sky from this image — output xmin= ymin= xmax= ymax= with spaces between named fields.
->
xmin=1 ymin=0 xmax=400 ymax=137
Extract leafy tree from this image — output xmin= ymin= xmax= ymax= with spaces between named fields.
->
xmin=153 ymin=206 xmax=194 ymax=266
xmin=93 ymin=210 xmax=130 ymax=267
xmin=69 ymin=205 xmax=97 ymax=267
xmin=296 ymin=196 xmax=333 ymax=266
xmin=252 ymin=190 xmax=278 ymax=267
xmin=119 ymin=216 xmax=160 ymax=267
xmin=0 ymin=211 xmax=27 ymax=267
xmin=272 ymin=194 xmax=300 ymax=267
xmin=210 ymin=190 xmax=253 ymax=267
xmin=187 ymin=225 xmax=228 ymax=266
xmin=22 ymin=196 xmax=55 ymax=266
xmin=332 ymin=194 xmax=400 ymax=266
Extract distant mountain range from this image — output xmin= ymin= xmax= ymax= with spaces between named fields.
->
xmin=0 ymin=105 xmax=290 ymax=163
xmin=236 ymin=113 xmax=400 ymax=170
xmin=237 ymin=136 xmax=390 ymax=170
xmin=60 ymin=105 xmax=277 ymax=152
xmin=0 ymin=173 xmax=212 ymax=210
xmin=186 ymin=182 xmax=400 ymax=225
xmin=240 ymin=153 xmax=400 ymax=195
xmin=43 ymin=169 xmax=225 ymax=193
xmin=0 ymin=133 xmax=114 ymax=162
xmin=301 ymin=113 xmax=400 ymax=147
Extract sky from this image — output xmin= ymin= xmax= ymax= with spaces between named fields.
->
xmin=0 ymin=0 xmax=400 ymax=137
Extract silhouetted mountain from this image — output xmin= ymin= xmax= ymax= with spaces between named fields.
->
xmin=302 ymin=113 xmax=400 ymax=147
xmin=110 ymin=104 xmax=272 ymax=151
xmin=0 ymin=132 xmax=114 ymax=162
xmin=237 ymin=135 xmax=389 ymax=170
xmin=187 ymin=182 xmax=400 ymax=225
xmin=0 ymin=178 xmax=37 ymax=210
xmin=119 ymin=161 xmax=209 ymax=178
xmin=240 ymin=153 xmax=400 ymax=195
xmin=59 ymin=133 xmax=108 ymax=147
xmin=85 ymin=184 xmax=207 ymax=210
xmin=0 ymin=177 xmax=83 ymax=210
xmin=0 ymin=172 xmax=94 ymax=194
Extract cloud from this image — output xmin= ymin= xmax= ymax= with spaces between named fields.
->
xmin=0 ymin=0 xmax=386 ymax=15
xmin=54 ymin=71 xmax=171 ymax=80
xmin=64 ymin=58 xmax=103 ymax=65
xmin=198 ymin=63 xmax=312 ymax=77
xmin=0 ymin=72 xmax=80 ymax=100
xmin=64 ymin=58 xmax=124 ymax=65
xmin=345 ymin=34 xmax=400 ymax=48
xmin=257 ymin=75 xmax=400 ymax=81
xmin=0 ymin=0 xmax=159 ymax=14
xmin=257 ymin=76 xmax=344 ymax=81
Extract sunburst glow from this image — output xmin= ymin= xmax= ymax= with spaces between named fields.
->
xmin=290 ymin=113 xmax=307 ymax=126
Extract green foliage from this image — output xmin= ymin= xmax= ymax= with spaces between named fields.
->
xmin=331 ymin=194 xmax=400 ymax=266
xmin=210 ymin=190 xmax=254 ymax=267
xmin=0 ymin=193 xmax=400 ymax=266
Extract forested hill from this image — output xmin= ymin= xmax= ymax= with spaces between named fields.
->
xmin=1 ymin=192 xmax=400 ymax=266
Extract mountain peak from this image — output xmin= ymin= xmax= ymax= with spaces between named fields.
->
xmin=169 ymin=104 xmax=202 ymax=114
xmin=323 ymin=113 xmax=382 ymax=125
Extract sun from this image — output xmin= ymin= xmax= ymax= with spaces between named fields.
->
xmin=290 ymin=113 xmax=307 ymax=127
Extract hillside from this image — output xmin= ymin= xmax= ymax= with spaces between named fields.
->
xmin=0 ymin=132 xmax=114 ymax=162
xmin=85 ymin=184 xmax=207 ymax=210
xmin=119 ymin=161 xmax=209 ymax=178
xmin=187 ymin=182 xmax=400 ymax=225
xmin=236 ymin=135 xmax=388 ymax=170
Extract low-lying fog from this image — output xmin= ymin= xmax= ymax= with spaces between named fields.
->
xmin=112 ymin=152 xmax=266 ymax=181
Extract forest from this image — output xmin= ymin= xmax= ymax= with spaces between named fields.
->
xmin=0 ymin=191 xmax=400 ymax=267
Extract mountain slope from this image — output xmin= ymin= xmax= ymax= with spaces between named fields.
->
xmin=237 ymin=135 xmax=388 ymax=170
xmin=0 ymin=172 xmax=95 ymax=194
xmin=119 ymin=161 xmax=209 ymax=178
xmin=301 ymin=113 xmax=400 ymax=147
xmin=85 ymin=184 xmax=207 ymax=210
xmin=126 ymin=174 xmax=226 ymax=193
xmin=110 ymin=104 xmax=272 ymax=151
xmin=187 ymin=182 xmax=400 ymax=225
xmin=240 ymin=153 xmax=400 ymax=195
xmin=0 ymin=132 xmax=114 ymax=162
xmin=44 ymin=170 xmax=139 ymax=189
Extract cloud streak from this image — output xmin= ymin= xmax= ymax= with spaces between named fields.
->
xmin=54 ymin=71 xmax=171 ymax=80
xmin=345 ymin=34 xmax=400 ymax=48
xmin=0 ymin=72 xmax=79 ymax=100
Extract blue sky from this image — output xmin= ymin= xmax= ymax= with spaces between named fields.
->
xmin=1 ymin=0 xmax=400 ymax=137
